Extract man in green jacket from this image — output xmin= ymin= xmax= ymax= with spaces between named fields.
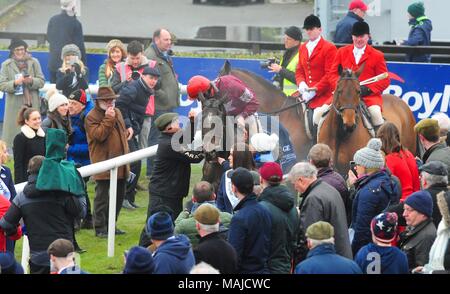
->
xmin=144 ymin=28 xmax=180 ymax=176
xmin=175 ymin=181 xmax=232 ymax=247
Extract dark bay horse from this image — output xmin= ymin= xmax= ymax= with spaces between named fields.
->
xmin=219 ymin=60 xmax=313 ymax=161
xmin=318 ymin=67 xmax=417 ymax=174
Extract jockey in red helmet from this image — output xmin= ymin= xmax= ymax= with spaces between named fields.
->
xmin=187 ymin=74 xmax=259 ymax=119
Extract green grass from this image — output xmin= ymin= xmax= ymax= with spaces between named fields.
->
xmin=12 ymin=163 xmax=203 ymax=274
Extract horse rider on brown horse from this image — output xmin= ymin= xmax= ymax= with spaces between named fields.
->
xmin=186 ymin=74 xmax=261 ymax=138
xmin=330 ymin=21 xmax=390 ymax=133
xmin=295 ymin=15 xmax=338 ymax=135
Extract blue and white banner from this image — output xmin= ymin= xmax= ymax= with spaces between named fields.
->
xmin=1 ymin=51 xmax=449 ymax=122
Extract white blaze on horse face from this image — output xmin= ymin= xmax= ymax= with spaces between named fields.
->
xmin=203 ymin=113 xmax=223 ymax=152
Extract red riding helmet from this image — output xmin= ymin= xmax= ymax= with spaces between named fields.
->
xmin=187 ymin=75 xmax=211 ymax=100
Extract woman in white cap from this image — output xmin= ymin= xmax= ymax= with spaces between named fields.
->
xmin=41 ymin=89 xmax=72 ymax=139
xmin=347 ymin=138 xmax=401 ymax=255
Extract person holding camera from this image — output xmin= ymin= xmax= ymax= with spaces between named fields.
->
xmin=111 ymin=40 xmax=156 ymax=94
xmin=295 ymin=15 xmax=337 ymax=130
xmin=265 ymin=26 xmax=302 ymax=97
xmin=0 ymin=38 xmax=45 ymax=147
xmin=56 ymin=44 xmax=89 ymax=98
xmin=116 ymin=65 xmax=161 ymax=209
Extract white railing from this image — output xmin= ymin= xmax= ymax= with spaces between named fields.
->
xmin=14 ymin=144 xmax=159 ymax=272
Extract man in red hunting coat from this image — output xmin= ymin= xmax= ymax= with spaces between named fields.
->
xmin=330 ymin=21 xmax=390 ymax=132
xmin=295 ymin=15 xmax=337 ymax=127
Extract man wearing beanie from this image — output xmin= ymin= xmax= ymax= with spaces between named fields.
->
xmin=47 ymin=0 xmax=85 ymax=83
xmin=257 ymin=162 xmax=299 ymax=273
xmin=192 ymin=203 xmax=238 ymax=274
xmin=348 ymin=138 xmax=401 ymax=255
xmin=399 ymin=190 xmax=437 ymax=270
xmin=295 ymin=15 xmax=337 ymax=131
xmin=146 ymin=212 xmax=195 ymax=274
xmin=414 ymin=118 xmax=450 ymax=180
xmin=334 ymin=0 xmax=368 ymax=44
xmin=123 ymin=246 xmax=155 ymax=274
xmin=399 ymin=2 xmax=432 ymax=62
xmin=355 ymin=212 xmax=409 ymax=274
xmin=265 ymin=26 xmax=301 ymax=96
xmin=68 ymin=89 xmax=94 ymax=230
xmin=294 ymin=221 xmax=362 ymax=274
xmin=331 ymin=21 xmax=389 ymax=133
xmin=289 ymin=162 xmax=352 ymax=261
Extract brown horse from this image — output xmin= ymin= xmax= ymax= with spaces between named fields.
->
xmin=219 ymin=60 xmax=313 ymax=161
xmin=318 ymin=67 xmax=417 ymax=174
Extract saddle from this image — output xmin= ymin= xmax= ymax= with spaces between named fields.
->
xmin=358 ymin=102 xmax=376 ymax=137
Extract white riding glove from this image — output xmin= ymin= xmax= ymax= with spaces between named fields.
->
xmin=302 ymin=90 xmax=316 ymax=102
xmin=298 ymin=81 xmax=308 ymax=94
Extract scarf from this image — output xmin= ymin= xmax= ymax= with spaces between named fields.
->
xmin=423 ymin=221 xmax=450 ymax=273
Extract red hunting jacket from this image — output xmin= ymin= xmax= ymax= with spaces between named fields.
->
xmin=212 ymin=75 xmax=259 ymax=118
xmin=295 ymin=37 xmax=337 ymax=109
xmin=330 ymin=44 xmax=389 ymax=108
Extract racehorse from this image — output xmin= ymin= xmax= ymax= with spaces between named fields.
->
xmin=199 ymin=60 xmax=313 ymax=190
xmin=318 ymin=66 xmax=417 ymax=174
xmin=219 ymin=60 xmax=313 ymax=161
xmin=198 ymin=92 xmax=231 ymax=191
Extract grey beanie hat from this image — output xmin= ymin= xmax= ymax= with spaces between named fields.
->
xmin=354 ymin=138 xmax=385 ymax=169
xmin=61 ymin=44 xmax=81 ymax=60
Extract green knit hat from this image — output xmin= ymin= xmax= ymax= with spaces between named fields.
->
xmin=408 ymin=2 xmax=425 ymax=18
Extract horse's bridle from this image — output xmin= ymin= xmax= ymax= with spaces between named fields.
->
xmin=332 ymin=76 xmax=361 ymax=116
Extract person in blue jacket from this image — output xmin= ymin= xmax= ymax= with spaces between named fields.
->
xmin=348 ymin=138 xmax=401 ymax=255
xmin=355 ymin=212 xmax=409 ymax=274
xmin=334 ymin=0 xmax=368 ymax=44
xmin=295 ymin=221 xmax=362 ymax=274
xmin=401 ymin=2 xmax=433 ymax=62
xmin=146 ymin=211 xmax=195 ymax=274
xmin=68 ymin=89 xmax=93 ymax=231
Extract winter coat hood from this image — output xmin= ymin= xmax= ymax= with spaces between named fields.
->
xmin=258 ymin=184 xmax=295 ymax=212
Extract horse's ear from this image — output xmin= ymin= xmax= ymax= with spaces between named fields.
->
xmin=338 ymin=64 xmax=343 ymax=76
xmin=198 ymin=91 xmax=206 ymax=104
xmin=355 ymin=63 xmax=365 ymax=78
xmin=220 ymin=60 xmax=231 ymax=76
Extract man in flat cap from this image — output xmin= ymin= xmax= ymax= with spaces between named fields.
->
xmin=294 ymin=221 xmax=362 ymax=274
xmin=415 ymin=118 xmax=450 ymax=179
xmin=145 ymin=112 xmax=203 ymax=232
xmin=420 ymin=161 xmax=449 ymax=227
xmin=266 ymin=26 xmax=302 ymax=96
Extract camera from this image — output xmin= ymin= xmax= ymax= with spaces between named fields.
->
xmin=260 ymin=58 xmax=278 ymax=69
xmin=131 ymin=70 xmax=141 ymax=80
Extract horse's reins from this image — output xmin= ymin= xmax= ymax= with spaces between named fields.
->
xmin=265 ymin=97 xmax=305 ymax=115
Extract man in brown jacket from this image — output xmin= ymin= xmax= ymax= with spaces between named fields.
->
xmin=85 ymin=86 xmax=130 ymax=238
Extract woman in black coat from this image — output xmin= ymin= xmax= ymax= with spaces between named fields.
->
xmin=12 ymin=106 xmax=46 ymax=184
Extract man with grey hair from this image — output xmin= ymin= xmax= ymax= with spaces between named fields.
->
xmin=294 ymin=221 xmax=362 ymax=274
xmin=193 ymin=203 xmax=237 ymax=274
xmin=420 ymin=161 xmax=449 ymax=227
xmin=289 ymin=162 xmax=352 ymax=259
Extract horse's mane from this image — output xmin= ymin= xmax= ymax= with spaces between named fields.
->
xmin=231 ymin=68 xmax=284 ymax=94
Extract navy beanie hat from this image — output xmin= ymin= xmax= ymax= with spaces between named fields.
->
xmin=405 ymin=190 xmax=433 ymax=217
xmin=146 ymin=212 xmax=174 ymax=240
xmin=123 ymin=246 xmax=155 ymax=274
